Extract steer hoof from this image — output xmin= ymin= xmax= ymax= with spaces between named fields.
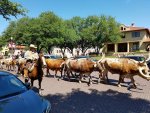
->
xmin=117 ymin=84 xmax=121 ymax=87
xmin=97 ymin=79 xmax=101 ymax=84
xmin=135 ymin=83 xmax=138 ymax=85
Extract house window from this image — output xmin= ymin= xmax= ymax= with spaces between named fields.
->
xmin=118 ymin=43 xmax=127 ymax=52
xmin=132 ymin=31 xmax=140 ymax=38
xmin=132 ymin=42 xmax=139 ymax=51
xmin=107 ymin=44 xmax=114 ymax=52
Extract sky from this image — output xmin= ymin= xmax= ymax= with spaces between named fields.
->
xmin=0 ymin=0 xmax=150 ymax=35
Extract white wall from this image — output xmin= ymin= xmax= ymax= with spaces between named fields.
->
xmin=52 ymin=47 xmax=96 ymax=57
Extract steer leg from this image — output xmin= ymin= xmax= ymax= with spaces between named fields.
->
xmin=66 ymin=70 xmax=71 ymax=81
xmin=102 ymin=70 xmax=109 ymax=84
xmin=117 ymin=75 xmax=123 ymax=87
xmin=88 ymin=74 xmax=93 ymax=86
xmin=31 ymin=79 xmax=34 ymax=87
xmin=60 ymin=69 xmax=63 ymax=79
xmin=46 ymin=68 xmax=50 ymax=76
xmin=79 ymin=73 xmax=82 ymax=83
xmin=98 ymin=72 xmax=102 ymax=84
xmin=129 ymin=76 xmax=137 ymax=89
xmin=54 ymin=70 xmax=57 ymax=78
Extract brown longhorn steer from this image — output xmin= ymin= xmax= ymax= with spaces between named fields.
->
xmin=97 ymin=58 xmax=150 ymax=88
xmin=65 ymin=58 xmax=97 ymax=85
xmin=45 ymin=58 xmax=65 ymax=78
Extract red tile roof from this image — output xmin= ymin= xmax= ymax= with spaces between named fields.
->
xmin=122 ymin=26 xmax=150 ymax=35
xmin=16 ymin=45 xmax=26 ymax=49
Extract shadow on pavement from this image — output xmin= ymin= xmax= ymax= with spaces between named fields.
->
xmin=44 ymin=89 xmax=150 ymax=113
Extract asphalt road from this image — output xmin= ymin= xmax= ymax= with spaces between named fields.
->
xmin=4 ymin=68 xmax=150 ymax=113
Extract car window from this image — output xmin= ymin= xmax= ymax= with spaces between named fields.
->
xmin=52 ymin=55 xmax=61 ymax=59
xmin=0 ymin=75 xmax=27 ymax=99
xmin=44 ymin=56 xmax=49 ymax=59
xmin=76 ymin=56 xmax=90 ymax=59
xmin=50 ymin=56 xmax=56 ymax=59
xmin=44 ymin=55 xmax=61 ymax=59
xmin=140 ymin=57 xmax=145 ymax=61
xmin=129 ymin=56 xmax=144 ymax=61
xmin=121 ymin=56 xmax=145 ymax=61
xmin=131 ymin=57 xmax=139 ymax=61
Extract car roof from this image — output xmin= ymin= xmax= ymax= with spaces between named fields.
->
xmin=76 ymin=56 xmax=90 ymax=58
xmin=44 ymin=54 xmax=55 ymax=56
xmin=0 ymin=71 xmax=13 ymax=77
xmin=121 ymin=55 xmax=145 ymax=61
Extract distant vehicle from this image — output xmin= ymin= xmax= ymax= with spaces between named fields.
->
xmin=0 ymin=71 xmax=51 ymax=113
xmin=75 ymin=55 xmax=98 ymax=62
xmin=120 ymin=55 xmax=145 ymax=61
xmin=44 ymin=54 xmax=62 ymax=59
xmin=121 ymin=55 xmax=150 ymax=69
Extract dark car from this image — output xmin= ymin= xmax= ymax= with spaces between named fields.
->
xmin=121 ymin=55 xmax=150 ymax=69
xmin=75 ymin=55 xmax=98 ymax=62
xmin=0 ymin=71 xmax=51 ymax=113
xmin=120 ymin=55 xmax=145 ymax=61
xmin=44 ymin=54 xmax=62 ymax=59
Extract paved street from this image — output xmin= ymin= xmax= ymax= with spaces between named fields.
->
xmin=4 ymin=69 xmax=150 ymax=113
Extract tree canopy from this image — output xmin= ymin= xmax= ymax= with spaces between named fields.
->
xmin=0 ymin=0 xmax=26 ymax=20
xmin=1 ymin=11 xmax=122 ymax=55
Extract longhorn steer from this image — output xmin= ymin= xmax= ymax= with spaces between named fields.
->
xmin=16 ymin=58 xmax=26 ymax=74
xmin=97 ymin=58 xmax=150 ymax=88
xmin=64 ymin=58 xmax=97 ymax=85
xmin=45 ymin=58 xmax=65 ymax=78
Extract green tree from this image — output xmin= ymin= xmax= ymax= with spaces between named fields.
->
xmin=57 ymin=20 xmax=78 ymax=56
xmin=2 ymin=17 xmax=32 ymax=45
xmin=0 ymin=35 xmax=7 ymax=47
xmin=2 ymin=11 xmax=121 ymax=56
xmin=95 ymin=15 xmax=121 ymax=53
xmin=0 ymin=0 xmax=26 ymax=20
xmin=79 ymin=16 xmax=100 ymax=54
xmin=38 ymin=11 xmax=64 ymax=53
xmin=66 ymin=16 xmax=86 ymax=54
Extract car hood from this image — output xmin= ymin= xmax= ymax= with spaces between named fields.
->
xmin=0 ymin=90 xmax=45 ymax=113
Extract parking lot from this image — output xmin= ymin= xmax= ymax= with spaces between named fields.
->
xmin=10 ymin=69 xmax=150 ymax=113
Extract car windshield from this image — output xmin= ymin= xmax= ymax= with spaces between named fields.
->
xmin=76 ymin=56 xmax=90 ymax=59
xmin=44 ymin=55 xmax=61 ymax=59
xmin=0 ymin=74 xmax=27 ymax=99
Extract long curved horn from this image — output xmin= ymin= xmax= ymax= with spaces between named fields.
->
xmin=139 ymin=67 xmax=150 ymax=80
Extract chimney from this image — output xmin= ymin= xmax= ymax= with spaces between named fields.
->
xmin=131 ymin=23 xmax=135 ymax=27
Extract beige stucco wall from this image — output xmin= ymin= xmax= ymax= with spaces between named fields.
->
xmin=122 ymin=30 xmax=147 ymax=42
xmin=106 ymin=30 xmax=150 ymax=53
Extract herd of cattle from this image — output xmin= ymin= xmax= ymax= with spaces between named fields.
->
xmin=0 ymin=55 xmax=150 ymax=89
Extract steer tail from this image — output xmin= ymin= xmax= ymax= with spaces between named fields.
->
xmin=60 ymin=61 xmax=67 ymax=77
xmin=60 ymin=61 xmax=65 ymax=69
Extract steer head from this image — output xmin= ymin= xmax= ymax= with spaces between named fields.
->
xmin=138 ymin=60 xmax=150 ymax=80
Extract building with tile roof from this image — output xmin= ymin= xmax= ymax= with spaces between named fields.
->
xmin=104 ymin=23 xmax=150 ymax=55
